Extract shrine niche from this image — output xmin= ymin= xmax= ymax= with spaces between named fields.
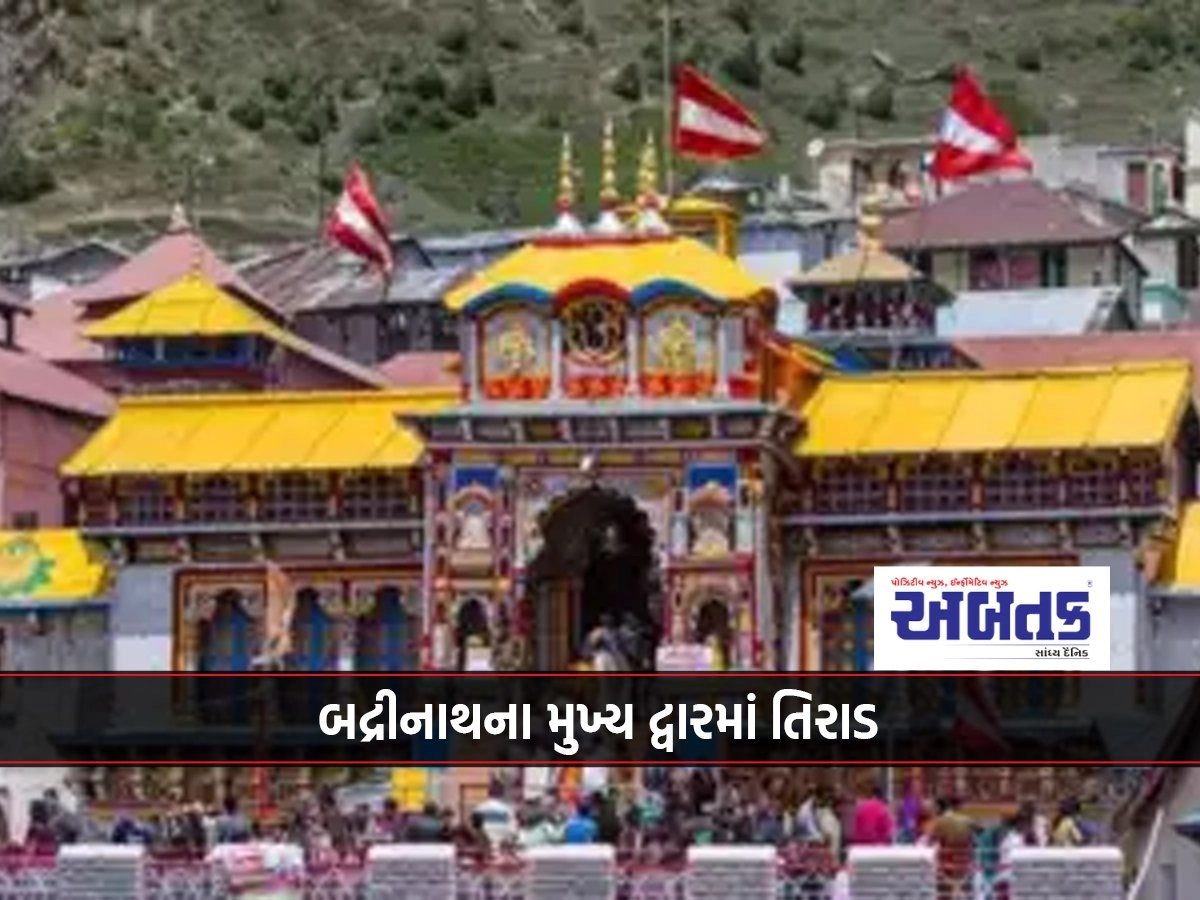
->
xmin=480 ymin=307 xmax=551 ymax=400
xmin=560 ymin=296 xmax=628 ymax=398
xmin=688 ymin=481 xmax=734 ymax=557
xmin=641 ymin=302 xmax=716 ymax=398
xmin=449 ymin=466 xmax=499 ymax=573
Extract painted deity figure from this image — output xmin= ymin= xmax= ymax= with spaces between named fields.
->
xmin=657 ymin=314 xmax=697 ymax=374
xmin=496 ymin=319 xmax=537 ymax=375
xmin=455 ymin=499 xmax=493 ymax=552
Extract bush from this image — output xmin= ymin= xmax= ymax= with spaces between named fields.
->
xmin=770 ymin=28 xmax=804 ymax=73
xmin=721 ymin=39 xmax=762 ymax=89
xmin=680 ymin=38 xmax=712 ymax=68
xmin=382 ymin=96 xmax=420 ymax=134
xmin=195 ymin=90 xmax=216 ymax=112
xmin=724 ymin=0 xmax=755 ymax=34
xmin=423 ymin=105 xmax=455 ymax=132
xmin=437 ymin=20 xmax=471 ymax=56
xmin=859 ymin=82 xmax=894 ymax=121
xmin=612 ymin=62 xmax=642 ymax=102
xmin=558 ymin=6 xmax=586 ymax=37
xmin=497 ymin=31 xmax=522 ymax=51
xmin=987 ymin=78 xmax=1049 ymax=133
xmin=447 ymin=77 xmax=479 ymax=118
xmin=803 ymin=92 xmax=841 ymax=130
xmin=410 ymin=66 xmax=447 ymax=102
xmin=353 ymin=117 xmax=382 ymax=146
xmin=228 ymin=98 xmax=266 ymax=131
xmin=262 ymin=73 xmax=292 ymax=103
xmin=1014 ymin=45 xmax=1042 ymax=72
xmin=0 ymin=143 xmax=55 ymax=205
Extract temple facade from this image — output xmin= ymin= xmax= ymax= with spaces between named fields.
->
xmin=48 ymin=130 xmax=1200 ymax=685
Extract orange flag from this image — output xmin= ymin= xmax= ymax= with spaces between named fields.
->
xmin=260 ymin=561 xmax=295 ymax=666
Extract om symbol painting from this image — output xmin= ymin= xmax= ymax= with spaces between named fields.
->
xmin=560 ymin=297 xmax=627 ymax=399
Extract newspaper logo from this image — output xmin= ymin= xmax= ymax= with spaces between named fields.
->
xmin=873 ymin=566 xmax=1111 ymax=671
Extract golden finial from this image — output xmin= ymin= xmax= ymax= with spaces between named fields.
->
xmin=557 ymin=133 xmax=576 ymax=213
xmin=858 ymin=183 xmax=886 ymax=251
xmin=636 ymin=132 xmax=670 ymax=235
xmin=600 ymin=118 xmax=619 ymax=210
xmin=594 ymin=118 xmax=625 ymax=235
xmin=168 ymin=202 xmax=191 ymax=234
xmin=552 ymin=132 xmax=584 ymax=237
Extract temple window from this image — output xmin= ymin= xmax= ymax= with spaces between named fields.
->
xmin=355 ymin=586 xmax=419 ymax=671
xmin=79 ymin=480 xmax=110 ymax=526
xmin=1126 ymin=452 xmax=1166 ymax=507
xmin=981 ymin=455 xmax=1059 ymax=510
xmin=114 ymin=477 xmax=174 ymax=525
xmin=1064 ymin=454 xmax=1121 ymax=507
xmin=811 ymin=460 xmax=887 ymax=515
xmin=259 ymin=474 xmax=328 ymax=522
xmin=341 ymin=472 xmax=417 ymax=520
xmin=897 ymin=457 xmax=972 ymax=512
xmin=641 ymin=303 xmax=717 ymax=398
xmin=198 ymin=590 xmax=253 ymax=672
xmin=694 ymin=598 xmax=733 ymax=670
xmin=185 ymin=476 xmax=245 ymax=523
xmin=287 ymin=588 xmax=337 ymax=671
xmin=455 ymin=598 xmax=490 ymax=670
xmin=114 ymin=338 xmax=157 ymax=364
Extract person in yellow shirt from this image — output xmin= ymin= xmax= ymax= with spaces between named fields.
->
xmin=1050 ymin=798 xmax=1083 ymax=847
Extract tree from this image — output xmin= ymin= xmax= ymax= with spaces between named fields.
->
xmin=411 ymin=66 xmax=447 ymax=102
xmin=447 ymin=76 xmax=479 ymax=118
xmin=612 ymin=62 xmax=642 ymax=102
xmin=0 ymin=143 xmax=55 ymax=204
xmin=860 ymin=82 xmax=894 ymax=121
xmin=803 ymin=93 xmax=841 ymax=130
xmin=228 ymin=98 xmax=266 ymax=131
xmin=721 ymin=39 xmax=762 ymax=89
xmin=770 ymin=28 xmax=805 ymax=74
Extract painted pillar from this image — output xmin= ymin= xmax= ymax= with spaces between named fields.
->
xmin=715 ymin=317 xmax=732 ymax=398
xmin=461 ymin=319 xmax=478 ymax=402
xmin=550 ymin=319 xmax=564 ymax=397
xmin=626 ymin=319 xmax=640 ymax=395
xmin=420 ymin=466 xmax=438 ymax=670
xmin=751 ymin=476 xmax=770 ymax=670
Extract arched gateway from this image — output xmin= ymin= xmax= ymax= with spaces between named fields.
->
xmin=523 ymin=485 xmax=662 ymax=670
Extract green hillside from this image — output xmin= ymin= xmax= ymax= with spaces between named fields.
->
xmin=1 ymin=0 xmax=1197 ymax=244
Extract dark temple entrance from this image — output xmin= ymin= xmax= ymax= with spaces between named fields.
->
xmin=524 ymin=485 xmax=661 ymax=671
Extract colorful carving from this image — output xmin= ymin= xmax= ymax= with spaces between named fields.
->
xmin=481 ymin=309 xmax=551 ymax=400
xmin=453 ymin=493 xmax=493 ymax=552
xmin=641 ymin=304 xmax=716 ymax=397
xmin=0 ymin=536 xmax=53 ymax=599
xmin=561 ymin=297 xmax=627 ymax=398
xmin=688 ymin=481 xmax=734 ymax=557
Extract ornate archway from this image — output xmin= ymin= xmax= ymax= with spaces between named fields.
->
xmin=523 ymin=484 xmax=661 ymax=670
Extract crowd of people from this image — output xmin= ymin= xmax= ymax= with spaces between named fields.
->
xmin=3 ymin=770 xmax=1103 ymax=898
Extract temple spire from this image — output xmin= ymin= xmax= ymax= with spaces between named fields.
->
xmin=552 ymin=133 xmax=584 ymax=237
xmin=168 ymin=202 xmax=191 ymax=234
xmin=593 ymin=118 xmax=625 ymax=236
xmin=636 ymin=132 xmax=670 ymax=235
xmin=858 ymin=183 xmax=886 ymax=252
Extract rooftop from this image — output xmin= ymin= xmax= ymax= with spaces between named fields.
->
xmin=62 ymin=387 xmax=457 ymax=478
xmin=936 ymin=287 xmax=1127 ymax=338
xmin=882 ymin=180 xmax=1126 ymax=250
xmin=0 ymin=344 xmax=113 ymax=419
xmin=796 ymin=361 xmax=1189 ymax=457
xmin=443 ymin=234 xmax=774 ymax=314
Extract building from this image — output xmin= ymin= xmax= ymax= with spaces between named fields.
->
xmin=0 ymin=239 xmax=129 ymax=301
xmin=881 ymin=180 xmax=1146 ymax=307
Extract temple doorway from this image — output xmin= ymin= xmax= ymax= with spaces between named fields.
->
xmin=524 ymin=485 xmax=661 ymax=670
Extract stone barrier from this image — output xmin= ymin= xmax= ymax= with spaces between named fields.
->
xmin=687 ymin=845 xmax=777 ymax=900
xmin=57 ymin=844 xmax=145 ymax=899
xmin=524 ymin=845 xmax=615 ymax=900
xmin=365 ymin=843 xmax=456 ymax=900
xmin=1009 ymin=846 xmax=1123 ymax=900
xmin=847 ymin=845 xmax=937 ymax=900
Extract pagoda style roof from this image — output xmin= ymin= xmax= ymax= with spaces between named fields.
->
xmin=443 ymin=234 xmax=774 ymax=314
xmin=62 ymin=387 xmax=456 ymax=478
xmin=83 ymin=273 xmax=389 ymax=387
xmin=58 ymin=213 xmax=265 ymax=311
xmin=790 ymin=245 xmax=921 ymax=286
xmin=795 ymin=360 xmax=1190 ymax=457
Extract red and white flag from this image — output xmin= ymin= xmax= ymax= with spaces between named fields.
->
xmin=952 ymin=676 xmax=1010 ymax=755
xmin=673 ymin=64 xmax=767 ymax=161
xmin=930 ymin=68 xmax=1032 ymax=182
xmin=326 ymin=163 xmax=394 ymax=276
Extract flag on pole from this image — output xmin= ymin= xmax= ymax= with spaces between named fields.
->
xmin=930 ymin=67 xmax=1032 ymax=181
xmin=673 ymin=64 xmax=767 ymax=161
xmin=258 ymin=561 xmax=295 ymax=667
xmin=952 ymin=676 xmax=1010 ymax=755
xmin=326 ymin=163 xmax=395 ymax=276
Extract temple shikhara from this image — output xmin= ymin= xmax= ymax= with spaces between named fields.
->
xmin=14 ymin=125 xmax=1183 ymax=689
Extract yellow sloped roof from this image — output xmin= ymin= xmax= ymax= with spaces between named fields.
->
xmin=1157 ymin=502 xmax=1200 ymax=589
xmin=796 ymin=361 xmax=1191 ymax=457
xmin=443 ymin=235 xmax=773 ymax=312
xmin=85 ymin=273 xmax=281 ymax=339
xmin=0 ymin=530 xmax=109 ymax=603
xmin=791 ymin=246 xmax=921 ymax=286
xmin=62 ymin=388 xmax=457 ymax=477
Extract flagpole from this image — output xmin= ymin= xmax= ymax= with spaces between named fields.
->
xmin=662 ymin=0 xmax=676 ymax=198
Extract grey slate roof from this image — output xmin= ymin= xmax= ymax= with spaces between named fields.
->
xmin=936 ymin=287 xmax=1127 ymax=338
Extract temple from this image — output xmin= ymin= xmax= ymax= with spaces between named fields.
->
xmin=45 ymin=129 xmax=1197 ymax=685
